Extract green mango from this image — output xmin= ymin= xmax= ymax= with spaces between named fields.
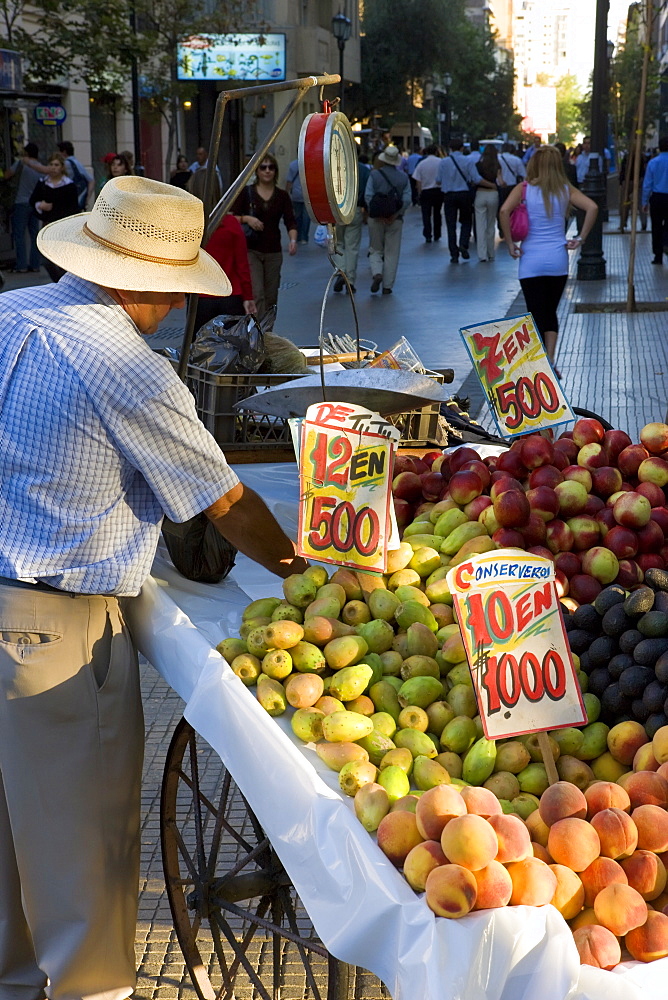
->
xmin=242 ymin=597 xmax=282 ymax=621
xmin=380 ymin=650 xmax=403 ymax=676
xmin=368 ymin=589 xmax=401 ymax=622
xmin=550 ymin=727 xmax=584 ymax=758
xmin=405 ymin=534 xmax=443 ymax=552
xmin=304 ymin=565 xmax=329 ymax=588
xmin=216 ymin=637 xmax=247 ymax=662
xmin=230 ymin=653 xmax=262 ymax=685
xmin=406 ymin=622 xmax=439 ymax=658
xmin=426 ymin=701 xmax=456 ymax=737
xmin=270 ymin=601 xmax=304 ymax=624
xmin=440 ymin=716 xmax=477 ymax=754
xmin=462 ymin=737 xmax=497 ymax=786
xmin=239 ymin=616 xmax=271 ymax=639
xmin=322 ymin=711 xmax=374 ymax=743
xmin=282 ymin=573 xmax=318 ymax=608
xmin=291 ymin=708 xmax=325 ymax=742
xmin=413 ymin=755 xmax=452 ymax=790
xmin=517 ymin=763 xmax=549 ymax=796
xmin=434 ymin=508 xmax=469 ymax=537
xmin=440 ymin=522 xmax=487 ymax=556
xmin=377 ymin=764 xmax=411 ymax=803
xmin=324 ymin=635 xmax=369 ymax=669
xmin=395 ymin=601 xmax=438 ymax=633
xmin=329 ymin=664 xmax=374 ymax=702
xmin=425 ymin=578 xmax=454 ymax=605
xmin=354 ymin=782 xmax=390 ymax=832
xmin=290 ymin=640 xmax=327 ymax=674
xmin=446 ymin=664 xmax=473 ymax=688
xmin=370 ymin=712 xmax=397 ymax=739
xmin=511 ymin=793 xmax=540 ymax=819
xmin=394 ymin=728 xmax=438 ymax=759
xmin=583 ymin=693 xmax=601 ymax=724
xmin=394 ymin=585 xmax=430 ymax=607
xmin=364 ymin=652 xmax=384 ymax=686
xmin=409 ymin=546 xmax=442 ymax=578
xmin=400 ymin=655 xmax=440 ymax=680
xmin=397 ymin=675 xmax=443 ymax=708
xmin=339 ymin=759 xmax=378 ymax=797
xmin=261 ymin=649 xmax=293 ymax=680
xmin=436 ymin=750 xmax=463 ymax=779
xmin=245 ymin=626 xmax=272 ymax=658
xmin=256 ymin=675 xmax=287 ymax=716
xmin=355 ymin=730 xmax=396 ymax=767
xmin=446 ymin=683 xmax=478 ymax=718
xmin=575 ymin=721 xmax=610 ymax=761
xmin=355 ymin=619 xmax=395 ymax=654
xmin=380 ymin=747 xmax=413 ymax=775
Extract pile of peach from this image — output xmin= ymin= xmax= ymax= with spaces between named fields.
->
xmin=379 ymin=773 xmax=668 ymax=969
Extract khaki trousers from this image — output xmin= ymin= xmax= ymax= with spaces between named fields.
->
xmin=247 ymin=249 xmax=283 ymax=319
xmin=0 ymin=584 xmax=144 ymax=1000
xmin=367 ymin=216 xmax=404 ymax=291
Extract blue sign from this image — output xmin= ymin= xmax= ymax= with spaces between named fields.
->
xmin=0 ymin=49 xmax=22 ymax=92
xmin=34 ymin=102 xmax=67 ymax=126
xmin=177 ymin=33 xmax=286 ymax=82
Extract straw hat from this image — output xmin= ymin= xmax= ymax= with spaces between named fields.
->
xmin=378 ymin=145 xmax=401 ymax=166
xmin=37 ymin=176 xmax=231 ymax=296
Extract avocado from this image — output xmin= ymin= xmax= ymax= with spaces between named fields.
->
xmin=637 ymin=611 xmax=668 ymax=638
xmin=643 ymin=680 xmax=668 ymax=715
xmin=619 ymin=664 xmax=655 ymax=698
xmin=646 ymin=568 xmax=668 ymax=593
xmin=655 ymin=592 xmax=668 ymax=615
xmin=632 ymin=637 xmax=668 ymax=667
xmin=600 ymin=683 xmax=631 ymax=718
xmin=593 ymin=585 xmax=627 ymax=615
xmin=631 ymin=698 xmax=650 ymax=722
xmin=578 ymin=650 xmax=592 ymax=675
xmin=573 ymin=604 xmax=602 ymax=632
xmin=656 ymin=650 xmax=668 ymax=685
xmin=588 ymin=635 xmax=619 ymax=666
xmin=607 ymin=653 xmax=634 ymax=679
xmin=587 ymin=667 xmax=612 ymax=698
xmin=602 ymin=604 xmax=633 ymax=637
xmin=624 ymin=587 xmax=655 ymax=617
xmin=645 ymin=713 xmax=668 ymax=739
xmin=619 ymin=629 xmax=644 ymax=654
xmin=567 ymin=629 xmax=595 ymax=655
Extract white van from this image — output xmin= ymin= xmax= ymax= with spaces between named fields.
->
xmin=390 ymin=123 xmax=434 ymax=152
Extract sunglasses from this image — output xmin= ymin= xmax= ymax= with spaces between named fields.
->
xmin=259 ymin=164 xmax=276 ymax=171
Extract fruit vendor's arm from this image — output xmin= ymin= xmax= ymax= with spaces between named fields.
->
xmin=204 ymin=482 xmax=309 ymax=578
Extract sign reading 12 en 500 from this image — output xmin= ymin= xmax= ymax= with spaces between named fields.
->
xmin=447 ymin=549 xmax=586 ymax=740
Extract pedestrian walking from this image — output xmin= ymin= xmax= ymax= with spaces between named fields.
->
xmin=30 ymin=151 xmax=80 ymax=282
xmin=412 ymin=144 xmax=443 ymax=243
xmin=57 ymin=140 xmax=95 ymax=210
xmin=3 ymin=143 xmax=49 ymax=273
xmin=497 ymin=142 xmax=526 ymax=222
xmin=642 ymin=136 xmax=668 ymax=264
xmin=523 ymin=136 xmax=542 ymax=165
xmin=437 ymin=140 xmax=475 ymax=263
xmin=232 ymin=153 xmax=297 ymax=318
xmin=194 ymin=213 xmax=257 ymax=327
xmin=285 ymin=157 xmax=310 ymax=244
xmin=333 ymin=152 xmax=371 ymax=293
xmin=499 ymin=145 xmax=597 ymax=371
xmin=364 ymin=144 xmax=410 ymax=295
xmin=471 ymin=145 xmax=502 ymax=261
xmin=170 ymin=155 xmax=192 ymax=190
xmin=0 ymin=174 xmax=306 ymax=1000
xmin=406 ymin=147 xmax=423 ymax=205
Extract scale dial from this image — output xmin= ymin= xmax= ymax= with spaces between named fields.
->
xmin=299 ymin=111 xmax=358 ymax=226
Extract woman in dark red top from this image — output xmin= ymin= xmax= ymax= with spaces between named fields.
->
xmin=194 ymin=214 xmax=257 ymax=329
xmin=232 ymin=153 xmax=298 ymax=318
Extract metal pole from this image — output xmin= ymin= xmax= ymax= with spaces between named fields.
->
xmin=577 ymin=0 xmax=608 ymax=281
xmin=129 ymin=1 xmax=142 ymax=174
xmin=177 ymin=73 xmax=340 ymax=380
xmin=338 ymin=41 xmax=345 ymax=109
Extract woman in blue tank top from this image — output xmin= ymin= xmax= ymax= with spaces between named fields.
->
xmin=499 ymin=145 xmax=597 ymax=374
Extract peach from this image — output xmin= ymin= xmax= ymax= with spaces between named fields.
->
xmin=607 ymin=720 xmax=649 ymax=765
xmin=472 ymin=860 xmax=513 ymax=910
xmin=415 ymin=784 xmax=467 ymax=841
xmin=626 ymin=909 xmax=668 ymax=962
xmin=584 ymin=781 xmax=631 ymax=818
xmin=376 ymin=810 xmax=424 ymax=867
xmin=579 ymin=856 xmax=628 ymax=907
xmin=634 ymin=744 xmax=660 ymax=772
xmin=548 ymin=817 xmax=601 ymax=872
xmin=525 ymin=809 xmax=551 ymax=848
xmin=653 ymin=726 xmax=668 ymax=765
xmin=621 ymin=850 xmax=668 ymax=901
xmin=633 ymin=804 xmax=668 ymax=853
xmin=590 ymin=807 xmax=638 ymax=860
xmin=549 ymin=864 xmax=585 ymax=919
xmin=506 ymin=858 xmax=558 ymax=906
xmin=573 ymin=925 xmax=622 ymax=970
xmin=403 ymin=840 xmax=448 ymax=892
xmin=593 ymin=882 xmax=648 ymax=936
xmin=532 ymin=842 xmax=553 ymax=863
xmin=440 ymin=814 xmax=499 ymax=871
xmin=570 ymin=907 xmax=600 ymax=930
xmin=539 ymin=781 xmax=587 ymax=827
xmin=460 ymin=786 xmax=502 ymax=820
xmin=620 ymin=770 xmax=668 ymax=809
xmin=658 ymin=762 xmax=668 ymax=782
xmin=488 ymin=813 xmax=532 ymax=864
xmin=425 ymin=863 xmax=477 ymax=918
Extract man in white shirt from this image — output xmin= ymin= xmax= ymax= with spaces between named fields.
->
xmin=412 ymin=144 xmax=443 ymax=242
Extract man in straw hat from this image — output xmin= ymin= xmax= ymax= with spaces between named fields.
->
xmin=0 ymin=176 xmax=308 ymax=1000
xmin=364 ymin=145 xmax=411 ymax=295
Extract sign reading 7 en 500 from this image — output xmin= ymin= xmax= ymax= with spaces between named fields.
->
xmin=460 ymin=312 xmax=574 ymax=438
xmin=297 ymin=401 xmax=400 ymax=573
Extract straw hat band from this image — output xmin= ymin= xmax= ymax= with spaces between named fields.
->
xmin=82 ymin=223 xmax=200 ymax=266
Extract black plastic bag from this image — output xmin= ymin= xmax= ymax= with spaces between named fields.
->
xmin=162 ymin=513 xmax=237 ymax=584
xmin=190 ymin=313 xmax=265 ymax=375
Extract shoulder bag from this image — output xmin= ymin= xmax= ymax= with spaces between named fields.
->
xmin=368 ymin=168 xmax=404 ymax=219
xmin=451 ymin=156 xmax=476 ymax=200
xmin=501 ymin=155 xmax=523 ymax=185
xmin=509 ymin=181 xmax=529 ymax=242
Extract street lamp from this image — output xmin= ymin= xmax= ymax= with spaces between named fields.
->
xmin=443 ymin=73 xmax=452 ymax=150
xmin=331 ymin=10 xmax=352 ymax=111
xmin=432 ymin=73 xmax=452 ymax=151
xmin=577 ymin=0 xmax=609 ymax=281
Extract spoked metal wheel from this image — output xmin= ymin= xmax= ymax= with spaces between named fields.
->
xmin=160 ymin=717 xmax=355 ymax=1000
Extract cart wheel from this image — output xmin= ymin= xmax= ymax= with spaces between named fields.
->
xmin=161 ymin=718 xmax=362 ymax=1000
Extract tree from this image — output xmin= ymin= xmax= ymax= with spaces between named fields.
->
xmin=610 ymin=5 xmax=660 ymax=155
xmin=554 ymin=74 xmax=586 ymax=145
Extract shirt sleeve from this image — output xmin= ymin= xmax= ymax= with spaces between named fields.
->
xmin=642 ymin=161 xmax=654 ymax=205
xmin=401 ymin=175 xmax=411 ymax=207
xmin=231 ymin=187 xmax=251 ymax=217
xmin=102 ymin=377 xmax=240 ymax=523
xmin=281 ymin=190 xmax=297 ymax=233
xmin=286 ymin=161 xmax=298 ymax=184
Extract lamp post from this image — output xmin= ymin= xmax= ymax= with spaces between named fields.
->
xmin=577 ymin=0 xmax=609 ymax=281
xmin=331 ymin=10 xmax=352 ymax=111
xmin=443 ymin=73 xmax=452 ymax=150
xmin=432 ymin=73 xmax=452 ymax=151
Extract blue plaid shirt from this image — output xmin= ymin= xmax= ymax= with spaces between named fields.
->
xmin=0 ymin=274 xmax=239 ymax=595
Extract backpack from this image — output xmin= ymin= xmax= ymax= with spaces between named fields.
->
xmin=67 ymin=157 xmax=88 ymax=209
xmin=368 ymin=168 xmax=404 ymax=218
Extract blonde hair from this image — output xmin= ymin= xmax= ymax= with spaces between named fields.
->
xmin=48 ymin=151 xmax=66 ymax=169
xmin=526 ymin=145 xmax=571 ymax=217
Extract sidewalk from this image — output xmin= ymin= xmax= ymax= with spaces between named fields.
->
xmin=1 ymin=209 xmax=667 ymax=998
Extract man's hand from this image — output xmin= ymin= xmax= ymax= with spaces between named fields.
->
xmin=204 ymin=482 xmax=307 ymax=578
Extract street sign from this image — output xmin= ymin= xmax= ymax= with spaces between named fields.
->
xmin=297 ymin=401 xmax=400 ymax=573
xmin=460 ymin=312 xmax=573 ymax=438
xmin=34 ymin=101 xmax=66 ymax=126
xmin=446 ymin=549 xmax=586 ymax=740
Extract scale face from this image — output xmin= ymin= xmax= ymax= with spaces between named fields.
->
xmin=299 ymin=110 xmax=358 ymax=226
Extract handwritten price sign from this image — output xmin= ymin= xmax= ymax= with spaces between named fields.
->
xmin=297 ymin=401 xmax=401 ymax=573
xmin=460 ymin=313 xmax=574 ymax=438
xmin=446 ymin=549 xmax=586 ymax=740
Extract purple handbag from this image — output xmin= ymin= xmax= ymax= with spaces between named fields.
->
xmin=509 ymin=181 xmax=529 ymax=242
